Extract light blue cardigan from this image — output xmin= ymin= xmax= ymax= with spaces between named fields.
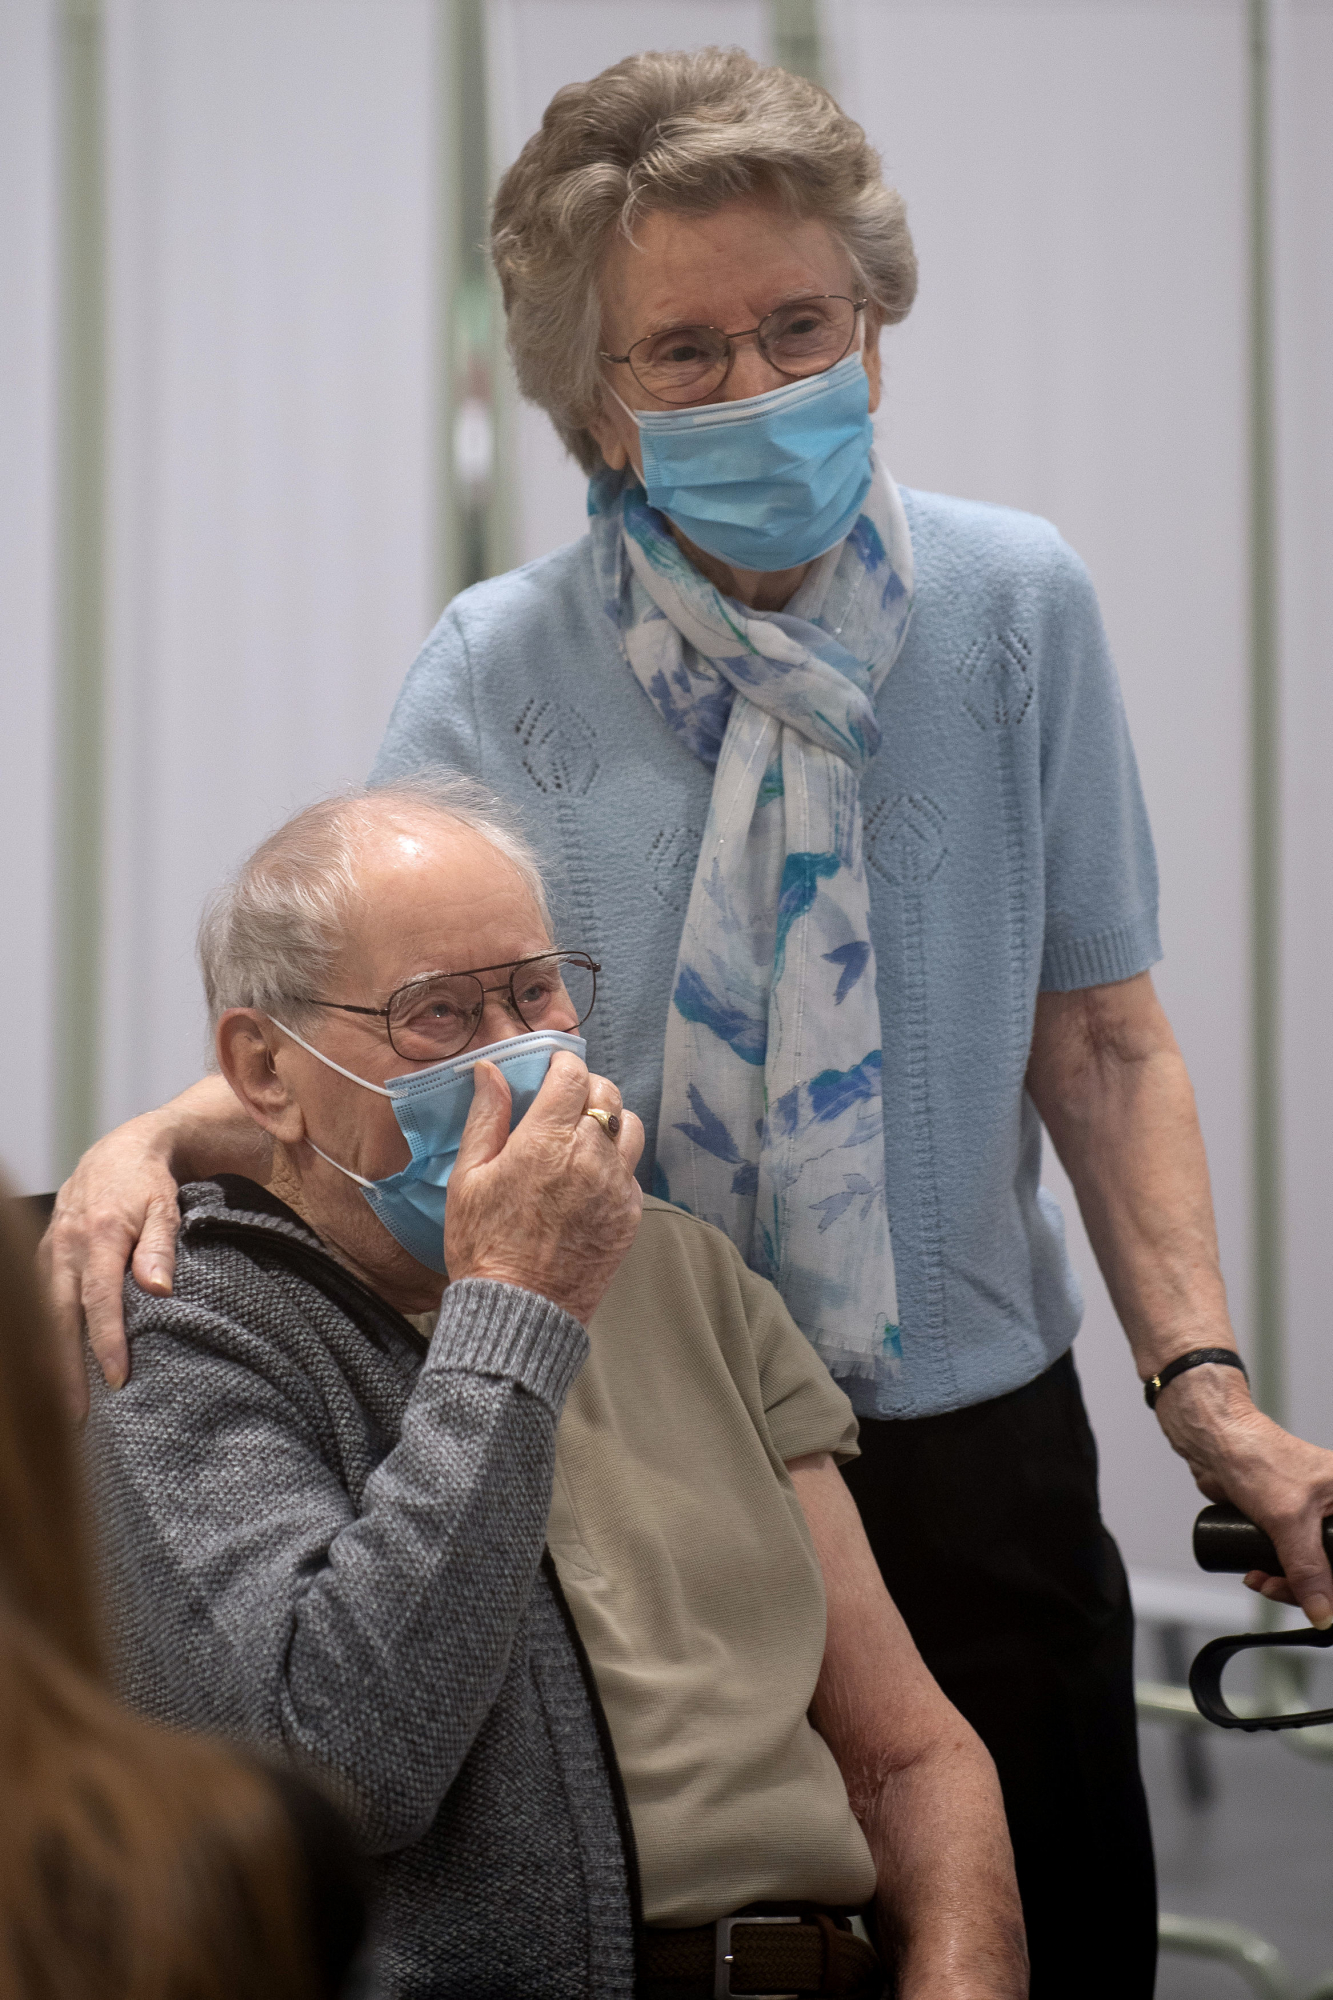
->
xmin=372 ymin=486 xmax=1160 ymax=1420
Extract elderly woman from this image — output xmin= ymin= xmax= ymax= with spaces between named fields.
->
xmin=86 ymin=779 xmax=1024 ymax=2000
xmin=47 ymin=44 xmax=1333 ymax=2000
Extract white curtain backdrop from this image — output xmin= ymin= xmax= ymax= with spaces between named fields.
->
xmin=826 ymin=0 xmax=1254 ymax=1590
xmin=1275 ymin=1 xmax=1333 ymax=1463
xmin=1 ymin=0 xmax=1329 ymax=1583
xmin=98 ymin=0 xmax=440 ymax=1136
xmin=1 ymin=0 xmax=58 ymax=1195
xmin=488 ymin=0 xmax=774 ymax=561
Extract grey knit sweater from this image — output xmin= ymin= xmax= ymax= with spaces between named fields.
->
xmin=86 ymin=1177 xmax=638 ymax=1999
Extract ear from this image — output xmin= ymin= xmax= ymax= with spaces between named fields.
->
xmin=586 ymin=383 xmax=638 ymax=476
xmin=216 ymin=1011 xmax=306 ymax=1145
xmin=862 ymin=308 xmax=884 ymax=416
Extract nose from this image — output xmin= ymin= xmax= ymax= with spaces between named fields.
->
xmin=478 ymin=986 xmax=530 ymax=1043
xmin=722 ymin=330 xmax=789 ymax=402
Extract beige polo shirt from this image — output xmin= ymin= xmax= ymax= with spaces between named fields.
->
xmin=546 ymin=1196 xmax=876 ymax=1928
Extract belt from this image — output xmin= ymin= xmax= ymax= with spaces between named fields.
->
xmin=637 ymin=1909 xmax=885 ymax=1999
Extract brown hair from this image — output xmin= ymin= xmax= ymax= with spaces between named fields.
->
xmin=0 ymin=1191 xmax=321 ymax=2000
xmin=492 ymin=45 xmax=918 ymax=471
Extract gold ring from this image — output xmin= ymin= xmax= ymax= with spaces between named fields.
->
xmin=583 ymin=1107 xmax=621 ymax=1137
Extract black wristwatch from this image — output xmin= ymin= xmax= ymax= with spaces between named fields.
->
xmin=1144 ymin=1348 xmax=1249 ymax=1410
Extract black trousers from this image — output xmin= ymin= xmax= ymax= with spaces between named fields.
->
xmin=842 ymin=1352 xmax=1158 ymax=1999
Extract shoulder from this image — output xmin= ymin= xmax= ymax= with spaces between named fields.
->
xmin=632 ymin=1195 xmax=751 ymax=1277
xmin=901 ymin=485 xmax=1098 ymax=615
xmin=425 ymin=536 xmax=602 ymax=662
xmin=625 ymin=1198 xmax=794 ymax=1334
xmin=373 ymin=539 xmax=612 ymax=783
xmin=602 ymin=1198 xmax=768 ymax=1341
xmin=121 ymin=1179 xmax=308 ymax=1336
xmin=117 ymin=1179 xmax=389 ymax=1387
xmin=626 ymin=1203 xmax=857 ymax=1460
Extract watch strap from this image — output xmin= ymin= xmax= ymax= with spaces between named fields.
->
xmin=1145 ymin=1347 xmax=1249 ymax=1410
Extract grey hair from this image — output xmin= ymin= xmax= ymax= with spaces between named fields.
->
xmin=491 ymin=45 xmax=918 ymax=473
xmin=197 ymin=774 xmax=550 ymax=1047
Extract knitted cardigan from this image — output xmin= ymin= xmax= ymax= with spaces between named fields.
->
xmin=86 ymin=1176 xmax=639 ymax=2000
xmin=371 ymin=487 xmax=1162 ymax=1420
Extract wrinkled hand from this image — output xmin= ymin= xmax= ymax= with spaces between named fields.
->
xmin=1157 ymin=1366 xmax=1333 ymax=1628
xmin=444 ymin=1052 xmax=644 ymax=1324
xmin=39 ymin=1111 xmax=184 ymax=1418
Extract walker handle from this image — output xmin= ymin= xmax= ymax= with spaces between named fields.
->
xmin=1189 ymin=1624 xmax=1333 ymax=1732
xmin=1192 ymin=1502 xmax=1333 ymax=1576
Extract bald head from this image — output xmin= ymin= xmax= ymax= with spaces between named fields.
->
xmin=198 ymin=777 xmax=549 ymax=1046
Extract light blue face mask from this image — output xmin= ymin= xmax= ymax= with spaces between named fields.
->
xmin=620 ymin=351 xmax=874 ymax=573
xmin=270 ymin=1022 xmax=586 ymax=1274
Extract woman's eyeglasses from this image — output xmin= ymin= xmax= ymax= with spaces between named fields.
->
xmin=601 ymin=294 xmax=866 ymax=407
xmin=287 ymin=951 xmax=599 ymax=1063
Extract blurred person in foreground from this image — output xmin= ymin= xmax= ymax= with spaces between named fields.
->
xmin=84 ymin=778 xmax=1025 ymax=2000
xmin=47 ymin=45 xmax=1333 ymax=2000
xmin=0 ymin=1185 xmax=365 ymax=2000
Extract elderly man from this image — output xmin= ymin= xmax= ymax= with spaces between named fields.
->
xmin=86 ymin=777 xmax=1024 ymax=2000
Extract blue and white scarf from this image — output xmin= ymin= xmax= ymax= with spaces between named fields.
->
xmin=589 ymin=457 xmax=914 ymax=1385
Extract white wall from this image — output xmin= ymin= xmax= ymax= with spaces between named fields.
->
xmin=0 ymin=0 xmax=58 ymax=1193
xmin=97 ymin=0 xmax=440 ymax=1135
xmin=1276 ymin=0 xmax=1333 ymax=1463
xmin=488 ymin=0 xmax=774 ymax=562
xmin=821 ymin=0 xmax=1256 ymax=1577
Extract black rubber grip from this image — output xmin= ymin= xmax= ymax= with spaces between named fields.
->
xmin=1189 ymin=1623 xmax=1333 ymax=1731
xmin=1193 ymin=1502 xmax=1333 ymax=1576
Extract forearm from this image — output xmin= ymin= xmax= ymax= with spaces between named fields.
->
xmin=1028 ymin=980 xmax=1233 ymax=1376
xmin=862 ymin=1731 xmax=1026 ymax=2000
xmin=791 ymin=1457 xmax=1026 ymax=1993
xmin=1028 ymin=976 xmax=1333 ymax=1626
xmin=158 ymin=1072 xmax=272 ymax=1183
xmin=279 ymin=1280 xmax=587 ymax=1848
xmin=98 ymin=1277 xmax=586 ymax=1852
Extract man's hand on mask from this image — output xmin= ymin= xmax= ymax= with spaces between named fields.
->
xmin=443 ymin=1053 xmax=644 ymax=1324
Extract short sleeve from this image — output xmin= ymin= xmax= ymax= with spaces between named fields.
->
xmin=1036 ymin=545 xmax=1162 ymax=991
xmin=369 ymin=605 xmax=482 ymax=787
xmin=736 ymin=1258 xmax=860 ymax=1466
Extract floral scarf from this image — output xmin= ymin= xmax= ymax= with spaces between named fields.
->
xmin=589 ymin=458 xmax=914 ymax=1384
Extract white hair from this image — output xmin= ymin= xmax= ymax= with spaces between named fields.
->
xmin=197 ymin=774 xmax=550 ymax=1047
xmin=492 ymin=45 xmax=917 ymax=471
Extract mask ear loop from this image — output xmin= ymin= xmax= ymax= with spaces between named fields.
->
xmin=268 ymin=1016 xmax=391 ymax=1188
xmin=268 ymin=1017 xmax=394 ymax=1095
xmin=304 ymin=1138 xmax=376 ymax=1188
xmin=605 ymin=378 xmax=642 ymax=427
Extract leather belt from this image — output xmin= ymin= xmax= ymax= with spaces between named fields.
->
xmin=637 ymin=1909 xmax=885 ymax=1999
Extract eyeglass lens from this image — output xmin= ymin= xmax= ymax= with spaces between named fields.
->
xmin=386 ymin=954 xmax=597 ymax=1061
xmin=628 ymin=295 xmax=859 ymax=405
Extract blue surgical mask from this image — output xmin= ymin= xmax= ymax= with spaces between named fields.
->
xmin=270 ymin=1023 xmax=586 ymax=1273
xmin=618 ymin=352 xmax=874 ymax=573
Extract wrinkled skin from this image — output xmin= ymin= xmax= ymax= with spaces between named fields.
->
xmin=44 ymin=805 xmax=643 ymax=1370
xmin=442 ymin=1051 xmax=642 ymax=1326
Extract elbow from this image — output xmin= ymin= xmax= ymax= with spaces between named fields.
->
xmin=287 ymin=1746 xmax=455 ymax=1856
xmin=350 ymin=1792 xmax=445 ymax=1859
xmin=278 ymin=1699 xmax=472 ymax=1856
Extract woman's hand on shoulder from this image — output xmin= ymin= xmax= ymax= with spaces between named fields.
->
xmin=41 ymin=1112 xmax=183 ymax=1415
xmin=39 ymin=1073 xmax=265 ymax=1417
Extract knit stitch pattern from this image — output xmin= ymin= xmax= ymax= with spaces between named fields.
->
xmin=371 ymin=485 xmax=1162 ymax=1419
xmin=85 ymin=1177 xmax=636 ymax=2000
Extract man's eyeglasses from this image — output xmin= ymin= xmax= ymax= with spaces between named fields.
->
xmin=600 ymin=294 xmax=867 ymax=407
xmin=288 ymin=951 xmax=599 ymax=1064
